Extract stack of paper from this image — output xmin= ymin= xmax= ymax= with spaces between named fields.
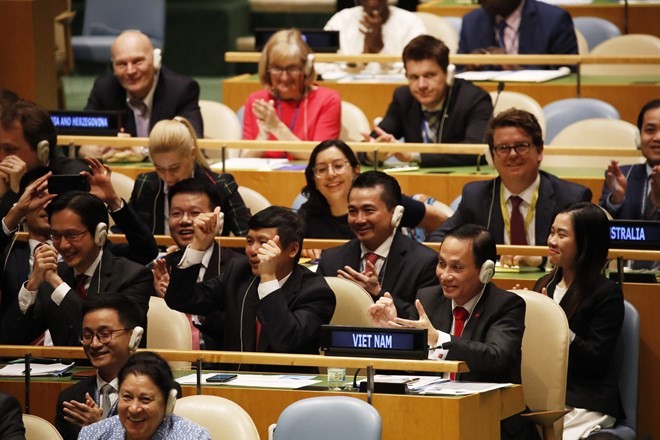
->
xmin=0 ymin=361 xmax=74 ymax=377
xmin=456 ymin=67 xmax=571 ymax=83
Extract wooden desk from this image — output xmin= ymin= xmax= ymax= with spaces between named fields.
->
xmin=222 ymin=73 xmax=659 ymax=126
xmin=0 ymin=375 xmax=523 ymax=440
xmin=109 ymin=163 xmax=606 ymax=208
xmin=418 ymin=0 xmax=660 ymax=37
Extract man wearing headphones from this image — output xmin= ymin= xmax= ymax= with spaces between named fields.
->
xmin=318 ymin=171 xmax=438 ymax=313
xmin=368 ymin=35 xmax=492 ymax=167
xmin=0 ymin=99 xmax=89 ymax=219
xmin=85 ymin=30 xmax=203 ymax=139
xmin=166 ymin=206 xmax=335 ymax=372
xmin=428 ymin=109 xmax=591 ymax=268
xmin=55 ymin=295 xmax=143 ymax=440
xmin=2 ymin=192 xmax=152 ymax=346
xmin=369 ymin=224 xmax=538 ymax=440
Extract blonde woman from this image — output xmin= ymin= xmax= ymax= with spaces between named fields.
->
xmin=129 ymin=117 xmax=249 ymax=236
xmin=242 ymin=29 xmax=341 ymax=159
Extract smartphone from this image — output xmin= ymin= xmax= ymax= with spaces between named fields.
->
xmin=48 ymin=174 xmax=90 ymax=195
xmin=206 ymin=373 xmax=237 ymax=383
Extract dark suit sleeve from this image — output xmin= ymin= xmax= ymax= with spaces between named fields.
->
xmin=569 ymin=282 xmax=624 ymax=375
xmin=549 ymin=9 xmax=578 ymax=55
xmin=0 ymin=393 xmax=25 ymax=440
xmin=107 ymin=200 xmax=158 ymax=265
xmin=175 ymin=79 xmax=203 ymax=138
xmin=84 ymin=77 xmax=105 ymax=111
xmin=376 ymin=87 xmax=408 ymax=140
xmin=166 ymin=264 xmax=225 ymax=315
xmin=446 ymin=292 xmax=526 ymax=378
xmin=257 ymin=276 xmax=335 ymax=352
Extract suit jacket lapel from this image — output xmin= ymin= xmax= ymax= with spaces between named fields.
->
xmin=346 ymin=240 xmax=362 ymax=271
xmin=381 ymin=233 xmax=405 ymax=294
xmin=487 ymin=179 xmax=506 ymax=243
xmin=629 ymin=165 xmax=647 ymax=218
xmin=517 ymin=0 xmax=537 ymax=54
xmin=535 ymin=172 xmax=555 ymax=245
xmin=461 ymin=286 xmax=490 ymax=340
xmin=90 ymin=251 xmax=113 ymax=295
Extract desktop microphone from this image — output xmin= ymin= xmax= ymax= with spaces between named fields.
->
xmin=428 ymin=342 xmax=453 ymax=351
xmin=475 ymin=81 xmax=506 ymax=174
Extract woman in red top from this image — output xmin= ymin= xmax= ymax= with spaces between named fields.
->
xmin=242 ymin=29 xmax=341 ymax=159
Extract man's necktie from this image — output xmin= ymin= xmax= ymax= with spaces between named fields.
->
xmin=645 ymin=176 xmax=659 ymax=220
xmin=100 ymin=383 xmax=113 ymax=418
xmin=422 ymin=110 xmax=442 ymax=143
xmin=129 ymin=99 xmax=149 ymax=137
xmin=509 ymin=196 xmax=528 ymax=245
xmin=364 ymin=252 xmax=379 ymax=268
xmin=450 ymin=307 xmax=470 ymax=380
xmin=75 ymin=275 xmax=88 ymax=299
xmin=255 ymin=318 xmax=262 ymax=351
xmin=497 ymin=20 xmax=508 ymax=50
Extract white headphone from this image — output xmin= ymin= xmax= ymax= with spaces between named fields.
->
xmin=390 ymin=205 xmax=405 ymax=229
xmin=165 ymin=388 xmax=177 ymax=415
xmin=445 ymin=63 xmax=456 ymax=87
xmin=128 ymin=326 xmax=144 ymax=352
xmin=37 ymin=140 xmax=50 ymax=164
xmin=305 ymin=53 xmax=315 ymax=77
xmin=479 ymin=259 xmax=496 ymax=284
xmin=94 ymin=222 xmax=108 ymax=248
xmin=634 ymin=128 xmax=641 ymax=150
xmin=153 ymin=48 xmax=162 ymax=70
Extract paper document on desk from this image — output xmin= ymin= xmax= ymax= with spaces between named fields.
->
xmin=0 ymin=361 xmax=74 ymax=377
xmin=210 ymin=158 xmax=289 ymax=171
xmin=420 ymin=381 xmax=512 ymax=396
xmin=456 ymin=67 xmax=570 ymax=83
xmin=176 ymin=373 xmax=321 ymax=389
xmin=359 ymin=375 xmax=448 ymax=391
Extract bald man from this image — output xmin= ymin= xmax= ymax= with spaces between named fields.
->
xmin=85 ymin=30 xmax=203 ymax=138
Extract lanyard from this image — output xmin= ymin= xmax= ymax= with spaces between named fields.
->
xmin=276 ymin=98 xmax=300 ymax=132
xmin=499 ymin=183 xmax=539 ymax=242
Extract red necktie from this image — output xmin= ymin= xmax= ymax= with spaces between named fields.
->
xmin=364 ymin=252 xmax=379 ymax=267
xmin=75 ymin=275 xmax=88 ymax=299
xmin=450 ymin=307 xmax=469 ymax=380
xmin=255 ymin=318 xmax=262 ymax=351
xmin=509 ymin=196 xmax=528 ymax=245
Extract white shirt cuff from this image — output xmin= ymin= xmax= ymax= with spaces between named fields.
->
xmin=569 ymin=329 xmax=576 ymax=343
xmin=109 ymin=198 xmax=125 ymax=213
xmin=2 ymin=218 xmax=16 ymax=236
xmin=18 ymin=283 xmax=38 ymax=313
xmin=50 ymin=282 xmax=71 ymax=306
xmin=428 ymin=330 xmax=452 ymax=360
xmin=178 ymin=246 xmax=205 ymax=269
xmin=257 ymin=279 xmax=279 ymax=300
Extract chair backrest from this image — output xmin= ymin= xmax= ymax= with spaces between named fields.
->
xmin=543 ymin=98 xmax=620 ymax=144
xmin=340 ymin=101 xmax=371 ymax=142
xmin=509 ymin=290 xmax=570 ymax=437
xmin=582 ymin=34 xmax=660 ymax=76
xmin=612 ymin=300 xmax=640 ymax=430
xmin=237 ymin=186 xmax=271 ymax=215
xmin=199 ymin=100 xmax=242 ymax=159
xmin=575 ymin=29 xmax=589 ymax=55
xmin=146 ymin=297 xmax=192 ymax=369
xmin=173 ymin=395 xmax=260 ymax=440
xmin=490 ymin=91 xmax=546 ymax=140
xmin=574 ymin=17 xmax=621 ymax=51
xmin=273 ymin=396 xmax=382 ymax=440
xmin=415 ymin=12 xmax=459 ymax=54
xmin=324 ymin=277 xmax=375 ymax=327
xmin=107 ymin=172 xmax=135 ymax=228
xmin=23 ymin=414 xmax=63 ymax=440
xmin=81 ymin=0 xmax=165 ymax=43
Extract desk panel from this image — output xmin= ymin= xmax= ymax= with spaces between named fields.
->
xmin=222 ymin=74 xmax=658 ymax=126
xmin=0 ymin=376 xmax=522 ymax=440
xmin=418 ymin=1 xmax=660 ymax=37
xmin=110 ymin=164 xmax=605 ymax=208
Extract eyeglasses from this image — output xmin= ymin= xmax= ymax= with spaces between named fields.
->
xmin=492 ymin=142 xmax=533 ymax=158
xmin=269 ymin=65 xmax=304 ymax=76
xmin=313 ymin=160 xmax=351 ymax=178
xmin=80 ymin=329 xmax=130 ymax=345
xmin=51 ymin=230 xmax=89 ymax=243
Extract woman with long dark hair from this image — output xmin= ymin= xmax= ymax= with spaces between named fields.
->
xmin=534 ymin=202 xmax=624 ymax=439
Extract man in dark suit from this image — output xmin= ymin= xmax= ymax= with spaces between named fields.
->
xmin=0 ymin=99 xmax=89 ymax=220
xmin=84 ymin=30 xmax=203 ymax=138
xmin=369 ymin=224 xmax=538 ymax=440
xmin=55 ymin=295 xmax=143 ymax=440
xmin=152 ymin=178 xmax=241 ymax=350
xmin=0 ymin=392 xmax=25 ymax=440
xmin=1 ymin=192 xmax=152 ymax=346
xmin=370 ymin=35 xmax=492 ymax=167
xmin=458 ymin=0 xmax=577 ymax=65
xmin=600 ymin=99 xmax=660 ymax=221
xmin=428 ymin=109 xmax=592 ymax=268
xmin=166 ymin=206 xmax=335 ymax=371
xmin=318 ymin=171 xmax=438 ymax=313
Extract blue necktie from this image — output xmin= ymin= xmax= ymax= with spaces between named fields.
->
xmin=498 ymin=20 xmax=508 ymax=50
